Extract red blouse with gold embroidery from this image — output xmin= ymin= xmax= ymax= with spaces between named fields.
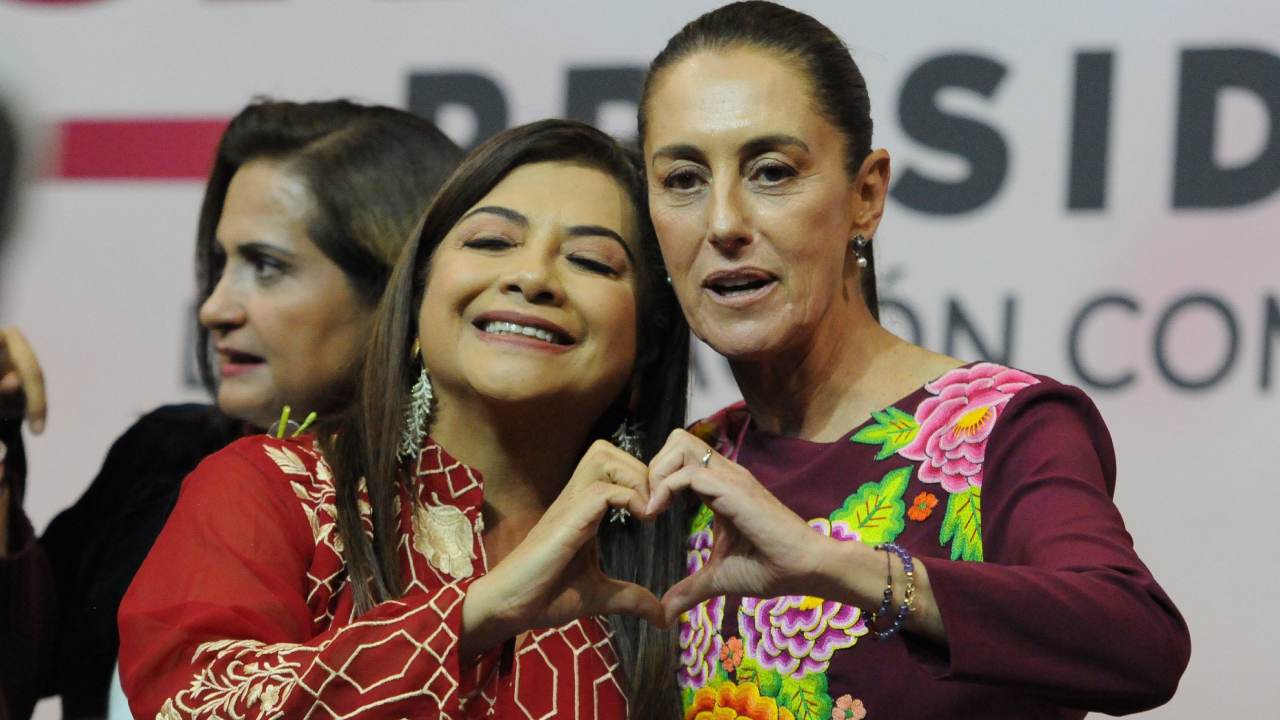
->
xmin=118 ymin=435 xmax=627 ymax=719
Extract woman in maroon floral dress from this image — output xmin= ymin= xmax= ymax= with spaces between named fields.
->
xmin=637 ymin=3 xmax=1191 ymax=718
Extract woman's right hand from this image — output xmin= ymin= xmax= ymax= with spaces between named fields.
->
xmin=0 ymin=327 xmax=47 ymax=433
xmin=459 ymin=439 xmax=662 ymax=658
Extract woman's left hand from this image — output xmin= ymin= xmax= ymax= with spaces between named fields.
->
xmin=647 ymin=429 xmax=838 ymax=624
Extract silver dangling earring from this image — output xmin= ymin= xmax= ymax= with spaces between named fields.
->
xmin=851 ymin=234 xmax=870 ymax=269
xmin=608 ymin=418 xmax=644 ymax=524
xmin=611 ymin=418 xmax=644 ymax=459
xmin=398 ymin=363 xmax=434 ymax=461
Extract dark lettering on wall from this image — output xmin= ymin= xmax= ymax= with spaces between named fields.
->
xmin=406 ymin=71 xmax=508 ymax=151
xmin=944 ymin=296 xmax=1016 ymax=365
xmin=1262 ymin=295 xmax=1280 ymax=390
xmin=566 ymin=67 xmax=645 ymax=141
xmin=1068 ymin=51 xmax=1115 ymax=210
xmin=1173 ymin=48 xmax=1280 ymax=208
xmin=1068 ymin=293 xmax=1139 ymax=390
xmin=1154 ymin=293 xmax=1238 ymax=390
xmin=892 ymin=53 xmax=1009 ymax=215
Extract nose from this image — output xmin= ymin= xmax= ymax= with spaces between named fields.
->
xmin=198 ymin=271 xmax=245 ymax=333
xmin=707 ymin=182 xmax=752 ymax=253
xmin=500 ymin=249 xmax=565 ymax=306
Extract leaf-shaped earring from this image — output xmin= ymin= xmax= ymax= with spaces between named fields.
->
xmin=398 ymin=362 xmax=434 ymax=461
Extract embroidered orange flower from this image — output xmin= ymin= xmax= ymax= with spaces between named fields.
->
xmin=907 ymin=491 xmax=938 ymax=521
xmin=832 ymin=694 xmax=867 ymax=720
xmin=686 ymin=681 xmax=795 ymax=720
xmin=720 ymin=636 xmax=745 ymax=673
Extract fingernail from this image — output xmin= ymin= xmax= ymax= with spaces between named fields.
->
xmin=31 ymin=419 xmax=44 ymax=434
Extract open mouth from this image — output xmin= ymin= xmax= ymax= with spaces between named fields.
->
xmin=222 ymin=349 xmax=265 ymax=364
xmin=704 ymin=269 xmax=778 ymax=297
xmin=472 ymin=315 xmax=575 ymax=346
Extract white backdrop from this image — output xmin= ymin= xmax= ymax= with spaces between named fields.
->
xmin=1 ymin=1 xmax=1276 ymax=717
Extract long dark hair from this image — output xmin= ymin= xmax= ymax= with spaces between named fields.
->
xmin=639 ymin=0 xmax=881 ymax=319
xmin=194 ymin=99 xmax=465 ymax=396
xmin=324 ymin=119 xmax=690 ymax=716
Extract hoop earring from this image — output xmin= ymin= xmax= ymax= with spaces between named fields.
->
xmin=851 ymin=234 xmax=870 ymax=269
xmin=398 ymin=363 xmax=434 ymax=461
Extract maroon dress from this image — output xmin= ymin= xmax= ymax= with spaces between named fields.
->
xmin=678 ymin=363 xmax=1189 ymax=720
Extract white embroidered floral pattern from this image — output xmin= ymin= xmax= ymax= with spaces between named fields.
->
xmin=412 ymin=494 xmax=477 ymax=580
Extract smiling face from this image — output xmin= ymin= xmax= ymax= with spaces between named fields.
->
xmin=644 ymin=47 xmax=881 ymax=363
xmin=198 ymin=159 xmax=374 ymax=428
xmin=418 ymin=161 xmax=641 ymax=420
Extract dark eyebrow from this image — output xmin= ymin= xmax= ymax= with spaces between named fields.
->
xmin=651 ymin=143 xmax=705 ymax=163
xmin=460 ymin=205 xmax=529 ymax=226
xmin=567 ymin=225 xmax=634 ymax=261
xmin=739 ymin=134 xmax=810 ymax=158
xmin=229 ymin=241 xmax=296 ymax=260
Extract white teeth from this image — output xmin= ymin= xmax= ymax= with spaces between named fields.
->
xmin=482 ymin=321 xmax=560 ymax=344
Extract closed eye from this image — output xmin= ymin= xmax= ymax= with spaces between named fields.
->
xmin=568 ymin=255 xmax=619 ymax=276
xmin=463 ymin=236 xmax=516 ymax=251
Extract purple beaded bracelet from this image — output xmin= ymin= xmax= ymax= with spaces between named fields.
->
xmin=871 ymin=542 xmax=915 ymax=640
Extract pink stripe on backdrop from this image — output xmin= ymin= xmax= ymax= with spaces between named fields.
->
xmin=54 ymin=118 xmax=229 ymax=180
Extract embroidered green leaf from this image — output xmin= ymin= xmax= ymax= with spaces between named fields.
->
xmin=690 ymin=503 xmax=714 ymax=535
xmin=939 ymin=486 xmax=983 ymax=561
xmin=850 ymin=406 xmax=920 ymax=460
xmin=735 ymin=656 xmax=782 ymax=697
xmin=777 ymin=671 xmax=833 ymax=720
xmin=681 ymin=686 xmax=695 ymax=711
xmin=828 ymin=466 xmax=910 ymax=546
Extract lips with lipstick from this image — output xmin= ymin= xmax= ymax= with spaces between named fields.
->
xmin=217 ymin=347 xmax=267 ymax=377
xmin=703 ymin=268 xmax=779 ymax=303
xmin=472 ymin=312 xmax=576 ymax=351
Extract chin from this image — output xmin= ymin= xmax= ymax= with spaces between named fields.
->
xmin=217 ymin=391 xmax=275 ymax=429
xmin=696 ymin=321 xmax=794 ymax=363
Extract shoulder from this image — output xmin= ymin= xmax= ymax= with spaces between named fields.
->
xmin=688 ymin=401 xmax=750 ymax=453
xmin=901 ymin=362 xmax=1113 ymax=491
xmin=188 ymin=434 xmax=334 ymax=500
xmin=106 ymin=403 xmax=244 ymax=468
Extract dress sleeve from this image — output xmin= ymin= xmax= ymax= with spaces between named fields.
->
xmin=916 ymin=383 xmax=1190 ymax=714
xmin=0 ymin=419 xmax=57 ymax=720
xmin=117 ymin=441 xmax=477 ymax=720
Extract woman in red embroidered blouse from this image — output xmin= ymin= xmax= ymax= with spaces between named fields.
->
xmin=118 ymin=120 xmax=691 ymax=718
xmin=635 ymin=3 xmax=1191 ymax=718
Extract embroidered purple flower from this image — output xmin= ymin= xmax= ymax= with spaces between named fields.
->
xmin=737 ymin=519 xmax=867 ymax=678
xmin=678 ymin=526 xmax=725 ymax=688
xmin=899 ymin=363 xmax=1038 ymax=493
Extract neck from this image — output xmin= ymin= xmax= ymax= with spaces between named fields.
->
xmin=731 ymin=294 xmax=909 ymax=441
xmin=428 ymin=394 xmax=595 ymax=528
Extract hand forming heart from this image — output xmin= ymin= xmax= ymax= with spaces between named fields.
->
xmin=646 ymin=428 xmax=835 ymax=626
xmin=461 ymin=439 xmax=665 ymax=655
xmin=463 ymin=428 xmax=835 ymax=656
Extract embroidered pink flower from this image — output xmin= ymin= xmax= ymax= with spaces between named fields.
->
xmin=899 ymin=363 xmax=1038 ymax=493
xmin=737 ymin=519 xmax=867 ymax=678
xmin=832 ymin=695 xmax=867 ymax=720
xmin=679 ymin=527 xmax=725 ymax=688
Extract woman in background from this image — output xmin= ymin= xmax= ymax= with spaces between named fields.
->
xmin=120 ymin=119 xmax=690 ymax=718
xmin=0 ymin=98 xmax=462 ymax=719
xmin=638 ymin=3 xmax=1190 ymax=718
